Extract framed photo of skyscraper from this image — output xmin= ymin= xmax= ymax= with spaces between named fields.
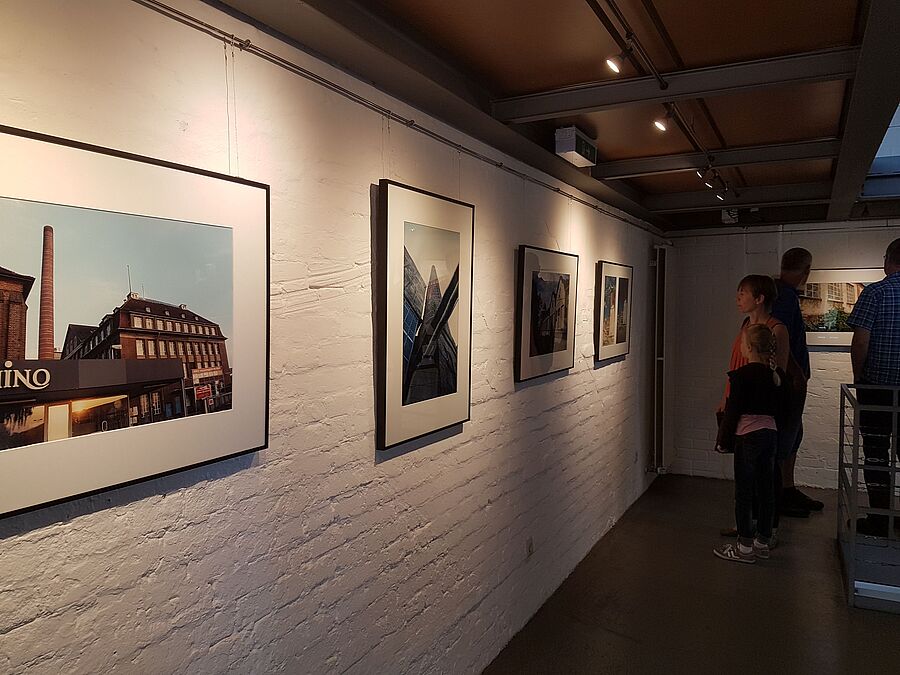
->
xmin=595 ymin=260 xmax=633 ymax=361
xmin=0 ymin=125 xmax=269 ymax=517
xmin=376 ymin=180 xmax=474 ymax=451
xmin=515 ymin=245 xmax=579 ymax=382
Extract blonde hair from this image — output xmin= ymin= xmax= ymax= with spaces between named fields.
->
xmin=744 ymin=323 xmax=781 ymax=386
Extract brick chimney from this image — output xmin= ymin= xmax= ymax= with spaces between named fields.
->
xmin=38 ymin=225 xmax=55 ymax=360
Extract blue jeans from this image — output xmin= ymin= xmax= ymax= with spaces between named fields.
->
xmin=734 ymin=429 xmax=777 ymax=545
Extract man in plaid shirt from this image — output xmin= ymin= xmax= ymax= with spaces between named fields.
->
xmin=848 ymin=237 xmax=900 ymax=536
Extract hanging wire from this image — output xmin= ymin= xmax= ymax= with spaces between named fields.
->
xmin=131 ymin=0 xmax=666 ymax=239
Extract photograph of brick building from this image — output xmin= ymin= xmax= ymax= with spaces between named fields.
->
xmin=0 ymin=195 xmax=232 ymax=451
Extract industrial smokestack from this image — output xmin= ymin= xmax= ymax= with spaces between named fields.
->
xmin=38 ymin=225 xmax=55 ymax=360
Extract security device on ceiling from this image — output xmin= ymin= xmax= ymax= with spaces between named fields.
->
xmin=555 ymin=126 xmax=597 ymax=168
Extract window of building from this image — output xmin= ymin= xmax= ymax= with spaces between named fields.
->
xmin=200 ymin=343 xmax=207 ymax=356
xmin=148 ymin=340 xmax=156 ymax=357
xmin=186 ymin=343 xmax=193 ymax=355
xmin=174 ymin=322 xmax=181 ymax=332
xmin=132 ymin=316 xmax=143 ymax=329
xmin=136 ymin=339 xmax=145 ymax=357
xmin=166 ymin=321 xmax=173 ymax=331
xmin=159 ymin=341 xmax=167 ymax=357
xmin=145 ymin=307 xmax=151 ymax=313
xmin=165 ymin=310 xmax=170 ymax=316
xmin=156 ymin=319 xmax=164 ymax=330
xmin=168 ymin=341 xmax=176 ymax=356
xmin=177 ymin=342 xmax=184 ymax=356
xmin=827 ymin=283 xmax=842 ymax=302
xmin=140 ymin=394 xmax=150 ymax=416
xmin=151 ymin=392 xmax=161 ymax=416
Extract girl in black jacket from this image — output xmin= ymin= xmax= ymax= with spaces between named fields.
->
xmin=714 ymin=323 xmax=788 ymax=564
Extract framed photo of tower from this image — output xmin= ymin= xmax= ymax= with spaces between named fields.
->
xmin=514 ymin=245 xmax=579 ymax=382
xmin=595 ymin=260 xmax=633 ymax=361
xmin=376 ymin=180 xmax=474 ymax=451
xmin=0 ymin=125 xmax=269 ymax=517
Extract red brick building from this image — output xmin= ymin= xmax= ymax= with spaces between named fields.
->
xmin=0 ymin=266 xmax=35 ymax=361
xmin=62 ymin=293 xmax=231 ymax=419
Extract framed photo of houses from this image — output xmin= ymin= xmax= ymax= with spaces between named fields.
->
xmin=595 ymin=260 xmax=633 ymax=361
xmin=376 ymin=180 xmax=474 ymax=451
xmin=0 ymin=125 xmax=269 ymax=517
xmin=514 ymin=245 xmax=578 ymax=382
xmin=802 ymin=268 xmax=884 ymax=346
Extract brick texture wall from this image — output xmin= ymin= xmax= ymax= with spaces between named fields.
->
xmin=0 ymin=280 xmax=28 ymax=360
xmin=0 ymin=1 xmax=661 ymax=672
xmin=666 ymin=225 xmax=900 ymax=488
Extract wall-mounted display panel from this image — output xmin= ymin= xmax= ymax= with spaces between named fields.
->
xmin=802 ymin=268 xmax=884 ymax=346
xmin=515 ymin=245 xmax=578 ymax=382
xmin=595 ymin=260 xmax=633 ymax=361
xmin=0 ymin=125 xmax=269 ymax=517
xmin=376 ymin=180 xmax=474 ymax=451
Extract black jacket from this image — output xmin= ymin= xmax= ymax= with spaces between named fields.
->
xmin=717 ymin=362 xmax=789 ymax=451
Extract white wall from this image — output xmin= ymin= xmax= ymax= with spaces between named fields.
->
xmin=666 ymin=222 xmax=900 ymax=487
xmin=0 ymin=1 xmax=662 ymax=672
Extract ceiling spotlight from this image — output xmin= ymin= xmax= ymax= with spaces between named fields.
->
xmin=695 ymin=168 xmax=704 ymax=178
xmin=715 ymin=192 xmax=726 ymax=201
xmin=653 ymin=118 xmax=668 ymax=132
xmin=606 ymin=54 xmax=623 ymax=74
xmin=696 ymin=165 xmax=712 ymax=180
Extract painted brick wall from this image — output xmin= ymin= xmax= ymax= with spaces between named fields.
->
xmin=0 ymin=1 xmax=661 ymax=672
xmin=666 ymin=224 xmax=900 ymax=488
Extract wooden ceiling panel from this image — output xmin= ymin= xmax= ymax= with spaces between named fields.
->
xmin=370 ymin=1 xmax=634 ymax=95
xmin=701 ymin=81 xmax=847 ymax=147
xmin=732 ymin=159 xmax=834 ymax=187
xmin=620 ymin=0 xmax=859 ymax=69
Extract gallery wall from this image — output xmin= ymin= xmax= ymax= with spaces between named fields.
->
xmin=0 ymin=1 xmax=665 ymax=672
xmin=666 ymin=222 xmax=900 ymax=488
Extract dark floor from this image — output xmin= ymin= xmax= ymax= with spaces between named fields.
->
xmin=484 ymin=475 xmax=900 ymax=674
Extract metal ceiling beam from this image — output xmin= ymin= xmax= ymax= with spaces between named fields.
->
xmin=827 ymin=1 xmax=900 ymax=220
xmin=493 ymin=47 xmax=860 ymax=123
xmin=591 ymin=139 xmax=840 ymax=179
xmin=644 ymin=182 xmax=833 ymax=213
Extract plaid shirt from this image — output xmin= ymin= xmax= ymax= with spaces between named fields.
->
xmin=847 ymin=271 xmax=900 ymax=385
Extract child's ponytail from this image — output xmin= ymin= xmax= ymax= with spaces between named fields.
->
xmin=746 ymin=323 xmax=781 ymax=386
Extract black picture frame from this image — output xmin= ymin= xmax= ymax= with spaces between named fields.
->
xmin=0 ymin=124 xmax=270 ymax=518
xmin=375 ymin=179 xmax=475 ymax=451
xmin=595 ymin=259 xmax=634 ymax=362
xmin=514 ymin=245 xmax=579 ymax=382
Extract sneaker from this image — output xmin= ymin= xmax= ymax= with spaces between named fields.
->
xmin=752 ymin=539 xmax=770 ymax=559
xmin=713 ymin=542 xmax=756 ymax=564
xmin=787 ymin=487 xmax=824 ymax=512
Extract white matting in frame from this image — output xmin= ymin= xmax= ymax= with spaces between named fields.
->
xmin=803 ymin=268 xmax=883 ymax=347
xmin=0 ymin=126 xmax=269 ymax=517
xmin=376 ymin=180 xmax=474 ymax=451
xmin=595 ymin=260 xmax=633 ymax=361
xmin=515 ymin=245 xmax=579 ymax=382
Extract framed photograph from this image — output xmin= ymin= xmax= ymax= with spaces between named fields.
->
xmin=0 ymin=125 xmax=269 ymax=517
xmin=514 ymin=245 xmax=578 ymax=382
xmin=802 ymin=268 xmax=884 ymax=346
xmin=595 ymin=260 xmax=633 ymax=361
xmin=376 ymin=180 xmax=474 ymax=451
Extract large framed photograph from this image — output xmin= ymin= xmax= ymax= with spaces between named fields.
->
xmin=514 ymin=245 xmax=578 ymax=382
xmin=802 ymin=268 xmax=883 ymax=346
xmin=595 ymin=260 xmax=633 ymax=361
xmin=376 ymin=180 xmax=474 ymax=451
xmin=0 ymin=126 xmax=269 ymax=516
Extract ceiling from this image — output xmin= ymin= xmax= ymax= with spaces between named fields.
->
xmin=214 ymin=0 xmax=900 ymax=231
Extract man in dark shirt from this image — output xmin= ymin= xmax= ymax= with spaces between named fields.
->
xmin=770 ymin=247 xmax=824 ymax=515
xmin=847 ymin=237 xmax=900 ymax=536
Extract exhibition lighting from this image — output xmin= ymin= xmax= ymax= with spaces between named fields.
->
xmin=653 ymin=118 xmax=667 ymax=132
xmin=606 ymin=54 xmax=623 ymax=74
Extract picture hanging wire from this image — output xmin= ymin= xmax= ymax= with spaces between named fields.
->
xmin=133 ymin=0 xmax=668 ymax=242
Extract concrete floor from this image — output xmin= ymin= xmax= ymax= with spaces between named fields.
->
xmin=484 ymin=475 xmax=900 ymax=674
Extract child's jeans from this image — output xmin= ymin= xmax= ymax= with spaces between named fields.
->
xmin=734 ymin=429 xmax=777 ymax=546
